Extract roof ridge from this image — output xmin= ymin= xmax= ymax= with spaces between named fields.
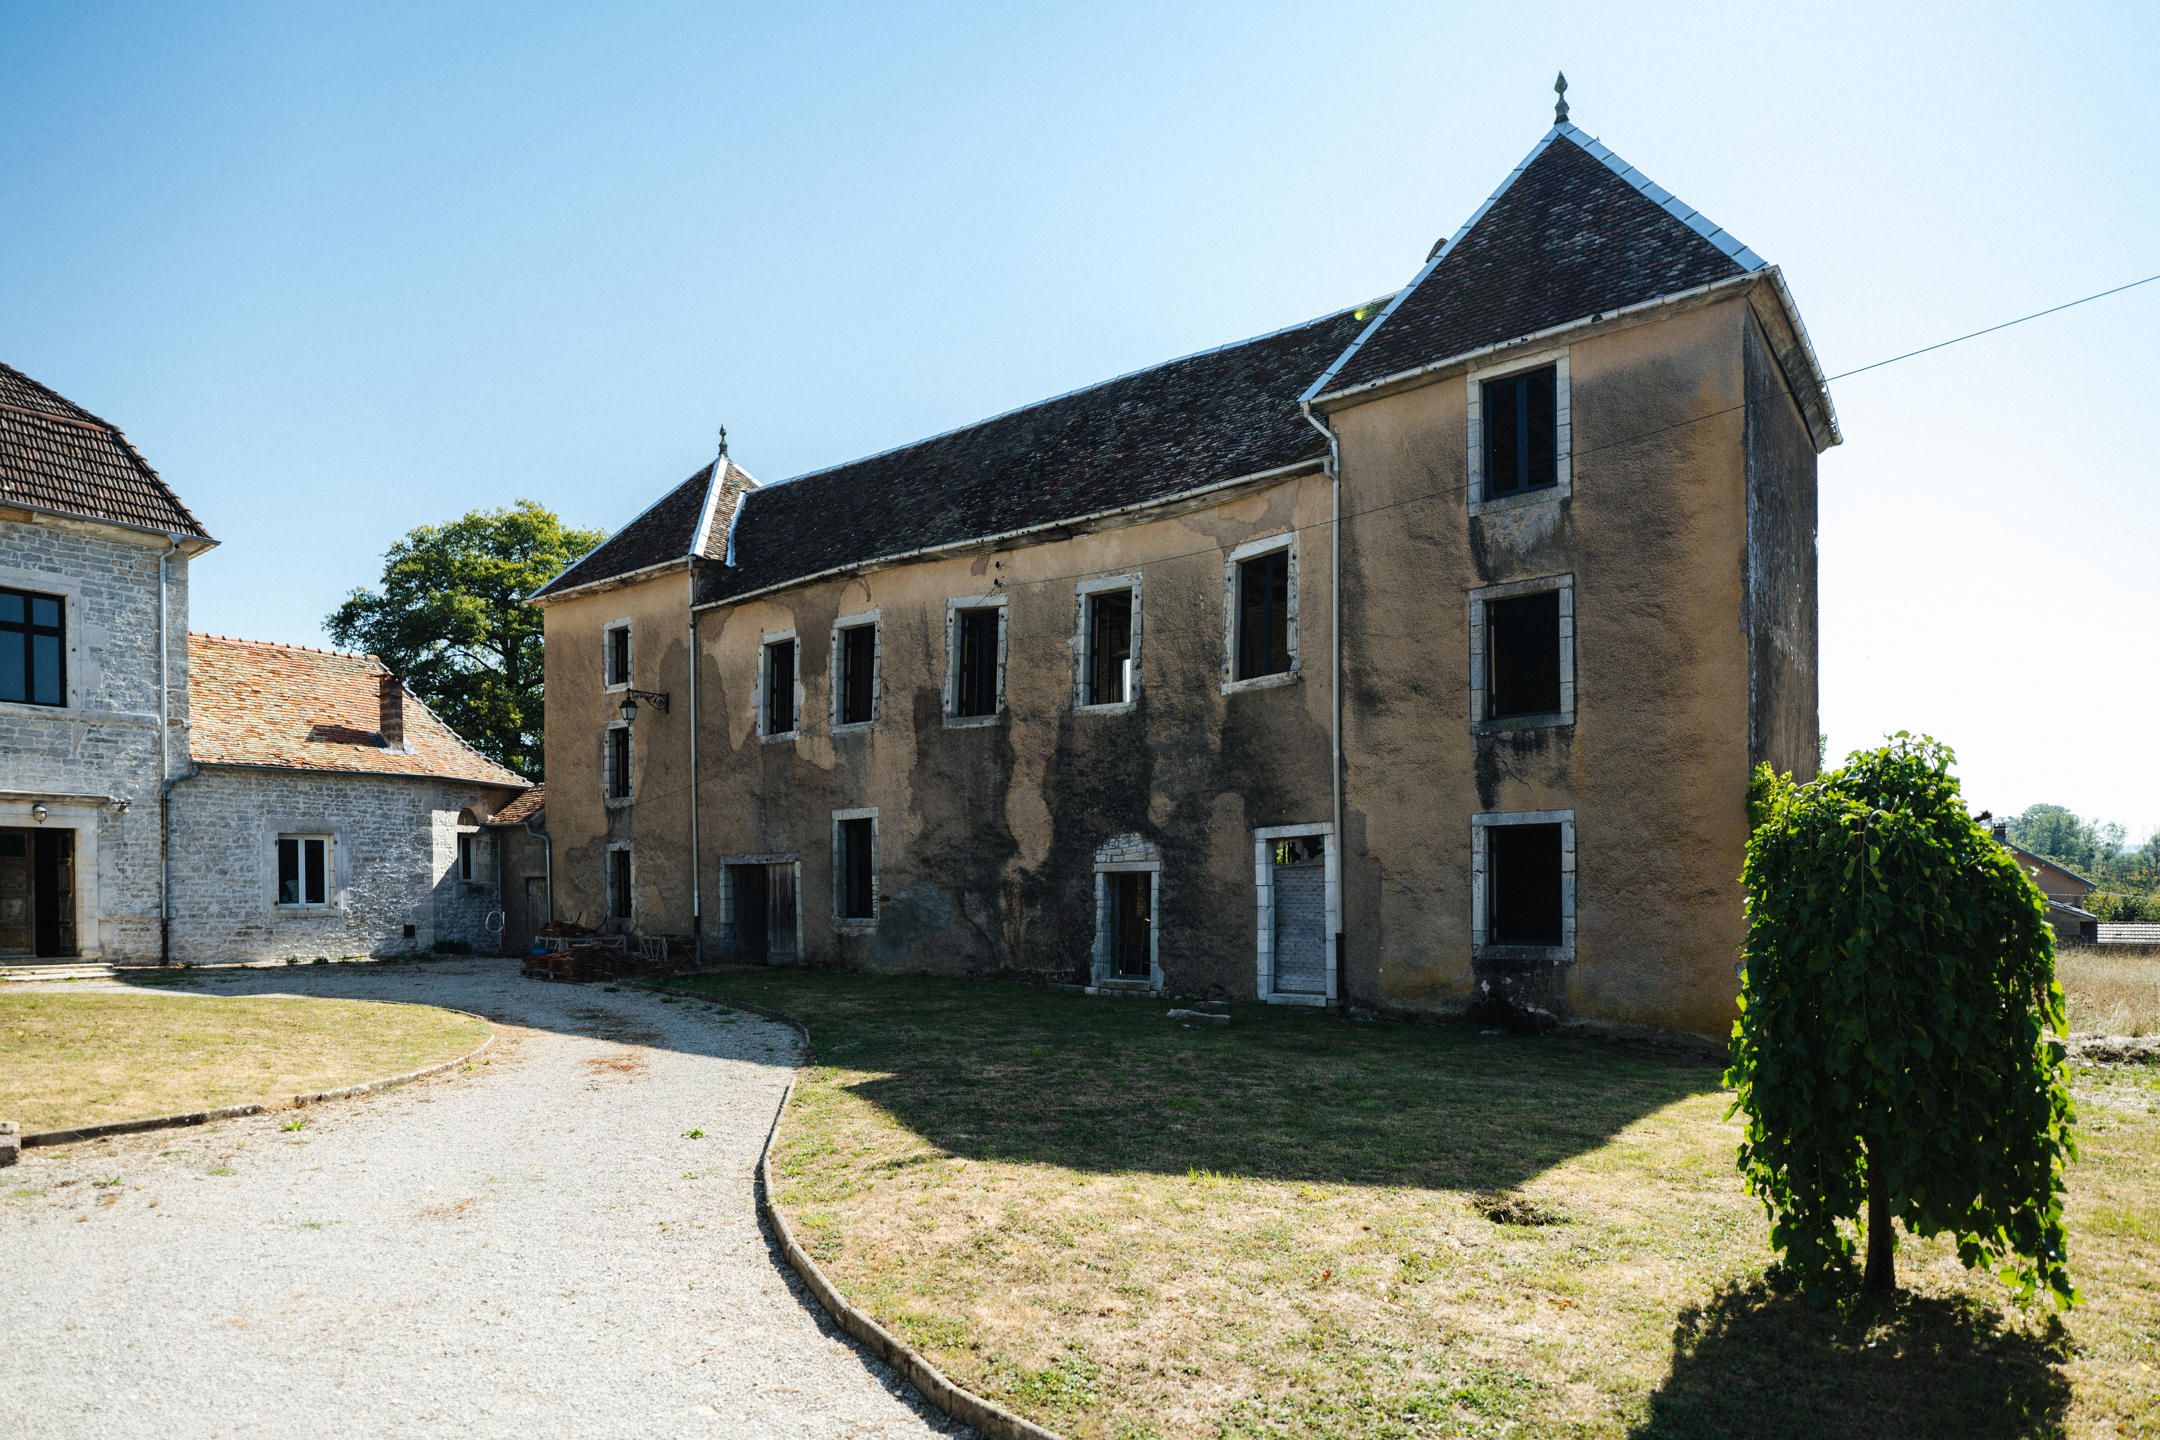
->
xmin=527 ymin=459 xmax=719 ymax=601
xmin=191 ymin=631 xmax=382 ymax=664
xmin=773 ymin=299 xmax=1390 ymax=494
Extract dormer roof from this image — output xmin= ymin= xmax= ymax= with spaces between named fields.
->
xmin=530 ymin=458 xmax=758 ymax=601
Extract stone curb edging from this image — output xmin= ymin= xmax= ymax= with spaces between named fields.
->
xmin=20 ymin=1011 xmax=496 ymax=1150
xmin=646 ymin=982 xmax=1064 ymax=1440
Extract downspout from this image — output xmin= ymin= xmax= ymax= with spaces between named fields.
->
xmin=687 ymin=558 xmax=703 ymax=963
xmin=156 ymin=535 xmax=183 ymax=965
xmin=1299 ymin=401 xmax=1346 ymax=1006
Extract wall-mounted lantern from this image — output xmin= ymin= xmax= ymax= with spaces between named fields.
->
xmin=30 ymin=802 xmax=48 ymax=824
xmin=618 ymin=689 xmax=670 ymax=726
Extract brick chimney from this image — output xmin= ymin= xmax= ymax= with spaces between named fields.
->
xmin=379 ymin=671 xmax=406 ymax=751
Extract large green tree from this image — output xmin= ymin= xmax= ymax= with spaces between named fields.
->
xmin=327 ymin=501 xmax=603 ymax=779
xmin=1729 ymin=735 xmax=2075 ymax=1304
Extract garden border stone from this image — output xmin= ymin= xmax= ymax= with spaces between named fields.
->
xmin=646 ymin=981 xmax=1064 ymax=1440
xmin=19 ymin=1010 xmax=495 ymax=1150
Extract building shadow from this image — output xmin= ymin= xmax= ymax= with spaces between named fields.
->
xmin=1631 ymin=1280 xmax=2071 ymax=1440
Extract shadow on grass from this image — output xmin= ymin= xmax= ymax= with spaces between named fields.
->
xmin=1632 ymin=1281 xmax=2071 ymax=1440
xmin=675 ymin=968 xmax=1723 ymax=1192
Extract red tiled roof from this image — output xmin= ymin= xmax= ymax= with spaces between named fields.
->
xmin=488 ymin=786 xmax=545 ymax=826
xmin=187 ymin=634 xmax=525 ymax=788
xmin=0 ymin=362 xmax=212 ymax=540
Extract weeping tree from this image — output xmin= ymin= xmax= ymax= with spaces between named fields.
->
xmin=1728 ymin=734 xmax=2076 ymax=1304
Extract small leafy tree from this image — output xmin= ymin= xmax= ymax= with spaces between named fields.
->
xmin=1728 ymin=734 xmax=2075 ymax=1304
xmin=328 ymin=501 xmax=603 ymax=779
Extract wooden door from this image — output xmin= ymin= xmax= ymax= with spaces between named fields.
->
xmin=0 ymin=830 xmax=30 ymax=956
xmin=1110 ymin=872 xmax=1152 ymax=980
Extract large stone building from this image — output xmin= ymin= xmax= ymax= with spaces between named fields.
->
xmin=535 ymin=112 xmax=1838 ymax=1037
xmin=1 ymin=361 xmax=530 ymax=964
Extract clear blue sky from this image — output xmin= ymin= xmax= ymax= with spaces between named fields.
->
xmin=4 ymin=1 xmax=2155 ymax=840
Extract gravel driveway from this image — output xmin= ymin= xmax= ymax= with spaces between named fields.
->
xmin=0 ymin=959 xmax=967 ymax=1440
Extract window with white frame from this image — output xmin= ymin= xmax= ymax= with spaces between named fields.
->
xmin=1074 ymin=576 xmax=1138 ymax=710
xmin=276 ymin=834 xmax=333 ymax=909
xmin=603 ymin=621 xmax=632 ymax=689
xmin=603 ymin=723 xmax=632 ymax=801
xmin=945 ymin=597 xmax=1007 ymax=723
xmin=760 ymin=631 xmax=799 ymax=739
xmin=606 ymin=845 xmax=634 ymax=923
xmin=1468 ymin=349 xmax=1571 ymax=514
xmin=1471 ymin=811 xmax=1575 ymax=960
xmin=1469 ymin=574 xmax=1574 ymax=729
xmin=1223 ymin=535 xmax=1297 ymax=689
xmin=832 ymin=613 xmax=880 ymax=729
xmin=833 ymin=809 xmax=877 ymax=926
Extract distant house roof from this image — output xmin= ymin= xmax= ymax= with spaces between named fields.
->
xmin=1305 ymin=123 xmax=1835 ymax=447
xmin=694 ymin=303 xmax=1376 ymax=608
xmin=2004 ymin=840 xmax=2098 ymax=890
xmin=488 ymin=786 xmax=545 ymax=827
xmin=0 ymin=361 xmax=213 ymax=543
xmin=530 ymin=459 xmax=757 ymax=600
xmin=188 ymin=634 xmax=525 ymax=788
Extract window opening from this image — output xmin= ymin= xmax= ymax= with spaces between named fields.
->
xmin=1482 ymin=365 xmax=1558 ymax=501
xmin=0 ymin=586 xmax=66 ymax=707
xmin=953 ymin=608 xmax=1000 ymax=718
xmin=607 ymin=848 xmax=633 ymax=921
xmin=1487 ymin=590 xmax=1562 ymax=718
xmin=277 ymin=835 xmax=331 ymax=908
xmin=1488 ymin=823 xmax=1563 ymax=946
xmin=1235 ymin=550 xmax=1291 ymax=680
xmin=605 ymin=625 xmax=632 ymax=687
xmin=605 ymin=726 xmax=632 ymax=798
xmin=764 ymin=637 xmax=797 ymax=735
xmin=837 ymin=624 xmax=877 ymax=725
xmin=1085 ymin=589 xmax=1133 ymax=705
xmin=837 ymin=817 xmax=875 ymax=920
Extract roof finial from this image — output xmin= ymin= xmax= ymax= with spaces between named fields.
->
xmin=716 ymin=424 xmax=729 ymax=461
xmin=1553 ymin=71 xmax=1569 ymax=124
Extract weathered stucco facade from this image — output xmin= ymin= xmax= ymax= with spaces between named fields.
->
xmin=538 ymin=117 xmax=1837 ymax=1037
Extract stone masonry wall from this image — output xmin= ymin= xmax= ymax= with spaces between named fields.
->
xmin=167 ymin=765 xmax=512 ymax=962
xmin=0 ymin=514 xmax=190 ymax=961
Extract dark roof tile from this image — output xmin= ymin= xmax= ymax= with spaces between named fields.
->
xmin=532 ymin=460 xmax=755 ymax=599
xmin=0 ymin=362 xmax=211 ymax=539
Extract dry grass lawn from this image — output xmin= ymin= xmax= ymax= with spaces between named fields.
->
xmin=2061 ymin=945 xmax=2160 ymax=1035
xmin=0 ymin=990 xmax=488 ymax=1132
xmin=672 ymin=970 xmax=2160 ymax=1440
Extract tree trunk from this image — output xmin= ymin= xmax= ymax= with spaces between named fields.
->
xmin=1864 ymin=1138 xmax=1896 ymax=1294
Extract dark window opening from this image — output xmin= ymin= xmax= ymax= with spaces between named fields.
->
xmin=953 ymin=608 xmax=1000 ymax=718
xmin=608 ymin=848 xmax=633 ymax=920
xmin=457 ymin=832 xmax=476 ymax=881
xmin=277 ymin=836 xmax=330 ymax=908
xmin=765 ymin=638 xmax=797 ymax=734
xmin=838 ymin=817 xmax=875 ymax=919
xmin=1482 ymin=365 xmax=1558 ymax=501
xmin=838 ymin=624 xmax=877 ymax=725
xmin=1086 ymin=589 xmax=1133 ymax=705
xmin=1487 ymin=589 xmax=1563 ymax=719
xmin=1235 ymin=550 xmax=1290 ymax=680
xmin=605 ymin=626 xmax=631 ymax=687
xmin=0 ymin=586 xmax=67 ymax=707
xmin=1488 ymin=823 xmax=1563 ymax=947
xmin=606 ymin=726 xmax=632 ymax=798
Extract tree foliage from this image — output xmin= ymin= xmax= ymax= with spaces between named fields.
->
xmin=1728 ymin=735 xmax=2076 ymax=1305
xmin=326 ymin=501 xmax=603 ymax=780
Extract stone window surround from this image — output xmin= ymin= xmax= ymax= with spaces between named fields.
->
xmin=1088 ymin=833 xmax=1162 ymax=994
xmin=0 ymin=563 xmax=86 ymax=713
xmin=716 ymin=852 xmax=803 ymax=958
xmin=454 ymin=812 xmax=494 ymax=889
xmin=1466 ymin=346 xmax=1572 ymax=517
xmin=831 ymin=806 xmax=878 ymax=932
xmin=268 ymin=826 xmax=344 ymax=916
xmin=1071 ymin=574 xmax=1142 ymax=714
xmin=1252 ymin=821 xmax=1339 ymax=1006
xmin=605 ymin=841 xmax=635 ymax=928
xmin=0 ymin=797 xmax=103 ymax=958
xmin=1221 ymin=533 xmax=1300 ymax=694
xmin=602 ymin=721 xmax=633 ymax=808
xmin=1470 ymin=809 xmax=1577 ymax=963
xmin=757 ymin=627 xmax=802 ymax=743
xmin=942 ymin=594 xmax=1009 ymax=728
xmin=1468 ymin=573 xmax=1576 ymax=733
xmin=829 ymin=610 xmax=882 ymax=734
xmin=602 ymin=618 xmax=633 ymax=693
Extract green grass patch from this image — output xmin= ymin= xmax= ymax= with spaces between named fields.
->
xmin=670 ymin=968 xmax=2160 ymax=1439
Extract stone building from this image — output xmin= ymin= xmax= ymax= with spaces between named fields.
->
xmin=168 ymin=635 xmax=527 ymax=962
xmin=0 ymin=362 xmax=211 ymax=962
xmin=535 ymin=110 xmax=1839 ymax=1038
xmin=2 ymin=359 xmax=532 ymax=964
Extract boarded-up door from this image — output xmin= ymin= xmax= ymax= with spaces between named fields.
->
xmin=1271 ymin=856 xmax=1327 ymax=996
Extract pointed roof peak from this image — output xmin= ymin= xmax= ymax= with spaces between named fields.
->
xmin=1553 ymin=71 xmax=1569 ymax=124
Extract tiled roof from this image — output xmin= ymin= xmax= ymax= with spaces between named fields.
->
xmin=696 ymin=303 xmax=1376 ymax=607
xmin=531 ymin=460 xmax=757 ymax=600
xmin=0 ymin=362 xmax=212 ymax=541
xmin=488 ymin=786 xmax=545 ymax=826
xmin=188 ymin=634 xmax=525 ymax=788
xmin=1309 ymin=125 xmax=1760 ymax=402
